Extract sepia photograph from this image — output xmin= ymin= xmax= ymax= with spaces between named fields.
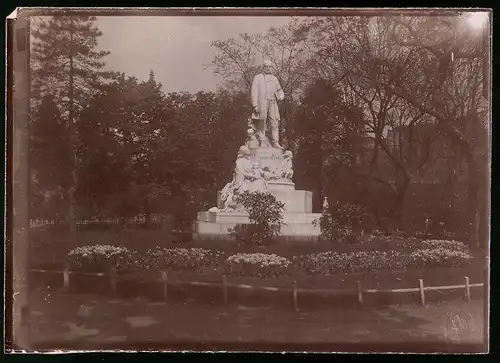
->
xmin=6 ymin=7 xmax=490 ymax=353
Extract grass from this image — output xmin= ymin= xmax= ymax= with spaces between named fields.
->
xmin=29 ymin=226 xmax=485 ymax=263
xmin=27 ymin=288 xmax=487 ymax=352
xmin=28 ymin=227 xmax=486 ymax=303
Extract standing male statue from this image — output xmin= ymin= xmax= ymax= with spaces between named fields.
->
xmin=251 ymin=59 xmax=285 ymax=149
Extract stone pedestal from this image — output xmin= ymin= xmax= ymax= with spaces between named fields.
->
xmin=194 ymin=146 xmax=321 ymax=240
xmin=252 ymin=147 xmax=283 ymax=170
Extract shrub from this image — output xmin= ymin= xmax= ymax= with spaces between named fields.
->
xmin=297 ymin=250 xmax=408 ymax=275
xmin=408 ymin=248 xmax=474 ymax=268
xmin=225 ymin=253 xmax=291 ymax=278
xmin=315 ymin=199 xmax=367 ymax=243
xmin=141 ymin=247 xmax=224 ymax=272
xmin=420 ymin=239 xmax=469 ymax=251
xmin=68 ymin=245 xmax=137 ymax=271
xmin=229 ymin=191 xmax=285 ymax=245
xmin=392 ymin=236 xmax=421 ymax=249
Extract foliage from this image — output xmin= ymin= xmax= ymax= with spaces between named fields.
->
xmin=66 ymin=237 xmax=474 ymax=277
xmin=225 ymin=253 xmax=292 ymax=278
xmin=76 ymin=77 xmax=249 ymax=227
xmin=298 ymin=16 xmax=488 ymax=242
xmin=31 ymin=16 xmax=117 ymax=240
xmin=420 ymin=239 xmax=469 ymax=251
xmin=293 ymin=79 xmax=366 ymax=212
xmin=408 ymin=248 xmax=474 ymax=268
xmin=229 ymin=191 xmax=285 ymax=245
xmin=30 ymin=94 xmax=71 ymax=220
xmin=298 ymin=239 xmax=473 ymax=275
xmin=68 ymin=245 xmax=137 ymax=271
xmin=315 ymin=199 xmax=368 ymax=242
xmin=140 ymin=247 xmax=224 ymax=272
xmin=31 ymin=16 xmax=116 ymax=114
xmin=298 ymin=250 xmax=408 ymax=275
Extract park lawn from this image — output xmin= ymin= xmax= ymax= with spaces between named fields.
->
xmin=28 ymin=227 xmax=486 ymax=307
xmin=29 ymin=226 xmax=486 ymax=265
xmin=28 ymin=288 xmax=487 ymax=352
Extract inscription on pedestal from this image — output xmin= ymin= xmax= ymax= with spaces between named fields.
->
xmin=251 ymin=148 xmax=284 ymax=170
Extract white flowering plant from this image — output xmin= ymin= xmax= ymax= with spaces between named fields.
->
xmin=420 ymin=239 xmax=469 ymax=251
xmin=225 ymin=253 xmax=292 ymax=278
xmin=408 ymin=248 xmax=474 ymax=268
xmin=297 ymin=250 xmax=409 ymax=275
xmin=68 ymin=245 xmax=138 ymax=271
xmin=141 ymin=247 xmax=225 ymax=272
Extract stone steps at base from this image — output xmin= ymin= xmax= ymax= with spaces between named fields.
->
xmin=194 ymin=221 xmax=321 ymax=237
xmin=198 ymin=211 xmax=321 ymax=224
xmin=192 ymin=234 xmax=319 ymax=242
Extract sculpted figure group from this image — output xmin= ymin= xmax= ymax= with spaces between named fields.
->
xmin=219 ymin=145 xmax=294 ymax=211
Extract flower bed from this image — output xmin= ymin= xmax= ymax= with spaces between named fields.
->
xmin=68 ymin=245 xmax=138 ymax=272
xmin=66 ymin=238 xmax=475 ymax=278
xmin=420 ymin=239 xmax=468 ymax=251
xmin=225 ymin=253 xmax=292 ymax=278
xmin=140 ymin=247 xmax=225 ymax=273
xmin=297 ymin=251 xmax=408 ymax=275
xmin=408 ymin=248 xmax=474 ymax=268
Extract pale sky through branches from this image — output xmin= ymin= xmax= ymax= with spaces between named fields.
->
xmin=96 ymin=16 xmax=293 ymax=94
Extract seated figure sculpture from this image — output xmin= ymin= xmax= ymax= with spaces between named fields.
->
xmin=276 ymin=150 xmax=294 ymax=180
xmin=219 ymin=145 xmax=267 ymax=211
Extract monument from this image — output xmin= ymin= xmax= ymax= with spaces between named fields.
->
xmin=193 ymin=60 xmax=321 ymax=240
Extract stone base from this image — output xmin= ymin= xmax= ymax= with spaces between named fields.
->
xmin=199 ymin=145 xmax=319 ymax=241
xmin=193 ymin=211 xmax=321 ymax=239
xmin=217 ymin=180 xmax=313 ymax=213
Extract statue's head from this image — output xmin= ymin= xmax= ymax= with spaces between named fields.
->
xmin=247 ymin=128 xmax=254 ymax=137
xmin=262 ymin=59 xmax=273 ymax=74
xmin=284 ymin=150 xmax=293 ymax=159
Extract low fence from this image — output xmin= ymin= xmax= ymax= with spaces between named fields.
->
xmin=29 ymin=216 xmax=171 ymax=229
xmin=28 ymin=268 xmax=484 ymax=311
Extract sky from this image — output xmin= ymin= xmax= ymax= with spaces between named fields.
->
xmin=96 ymin=16 xmax=293 ymax=94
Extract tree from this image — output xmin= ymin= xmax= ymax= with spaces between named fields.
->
xmin=373 ymin=16 xmax=488 ymax=244
xmin=299 ymin=15 xmax=488 ymax=241
xmin=30 ymin=94 xmax=70 ymax=220
xmin=294 ymin=78 xmax=365 ymax=212
xmin=209 ymin=19 xmax=312 ymax=150
xmin=31 ymin=15 xmax=116 ymax=241
xmin=77 ymin=71 xmax=174 ymax=224
xmin=77 ymin=73 xmax=251 ymax=229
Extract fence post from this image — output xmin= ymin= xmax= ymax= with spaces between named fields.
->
xmin=161 ymin=271 xmax=168 ymax=302
xmin=293 ymin=280 xmax=299 ymax=312
xmin=357 ymin=280 xmax=364 ymax=307
xmin=418 ymin=279 xmax=426 ymax=306
xmin=63 ymin=267 xmax=70 ymax=290
xmin=110 ymin=268 xmax=117 ymax=295
xmin=222 ymin=275 xmax=228 ymax=305
xmin=464 ymin=276 xmax=471 ymax=301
